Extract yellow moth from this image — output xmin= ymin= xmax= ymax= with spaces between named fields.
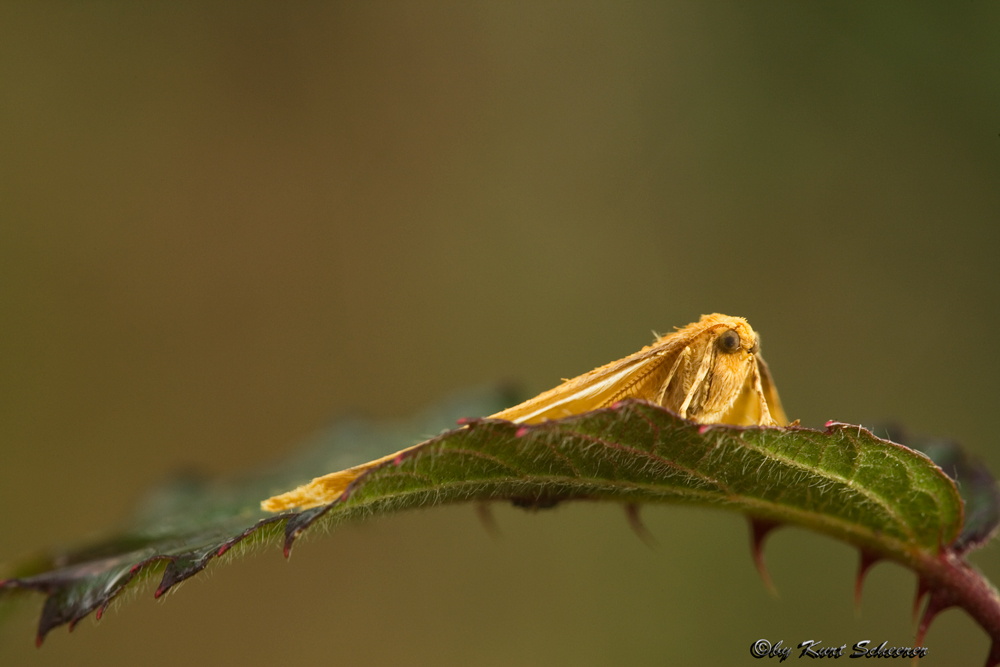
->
xmin=261 ymin=313 xmax=787 ymax=512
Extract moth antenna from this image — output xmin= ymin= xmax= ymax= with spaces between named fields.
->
xmin=624 ymin=503 xmax=656 ymax=548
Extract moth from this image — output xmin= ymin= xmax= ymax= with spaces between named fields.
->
xmin=262 ymin=313 xmax=787 ymax=512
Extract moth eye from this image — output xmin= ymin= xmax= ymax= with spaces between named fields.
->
xmin=750 ymin=335 xmax=760 ymax=355
xmin=718 ymin=329 xmax=741 ymax=353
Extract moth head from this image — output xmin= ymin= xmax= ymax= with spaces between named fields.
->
xmin=694 ymin=314 xmax=760 ymax=358
xmin=717 ymin=329 xmax=742 ymax=353
xmin=714 ymin=323 xmax=758 ymax=356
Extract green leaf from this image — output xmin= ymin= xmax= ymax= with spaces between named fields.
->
xmin=872 ymin=423 xmax=1000 ymax=553
xmin=1 ymin=388 xmax=994 ymax=659
xmin=0 ymin=386 xmax=516 ymax=643
xmin=320 ymin=407 xmax=962 ymax=558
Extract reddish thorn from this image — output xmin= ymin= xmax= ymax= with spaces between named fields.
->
xmin=129 ymin=564 xmax=140 ymax=575
xmin=915 ymin=591 xmax=954 ymax=647
xmin=749 ymin=517 xmax=782 ymax=597
xmin=475 ymin=503 xmax=500 ymax=538
xmin=68 ymin=619 xmax=77 ymax=633
xmin=393 ymin=454 xmax=404 ymax=466
xmin=610 ymin=401 xmax=622 ymax=409
xmin=515 ymin=426 xmax=529 ymax=438
xmin=457 ymin=417 xmax=470 ymax=425
xmin=912 ymin=577 xmax=930 ymax=624
xmin=625 ymin=503 xmax=657 ymax=548
xmin=217 ymin=544 xmax=230 ymax=557
xmin=283 ymin=535 xmax=295 ymax=558
xmin=824 ymin=420 xmax=835 ymax=427
xmin=986 ymin=641 xmax=1000 ymax=667
xmin=96 ymin=604 xmax=106 ymax=621
xmin=854 ymin=549 xmax=882 ymax=613
xmin=698 ymin=424 xmax=711 ymax=434
xmin=35 ymin=635 xmax=43 ymax=648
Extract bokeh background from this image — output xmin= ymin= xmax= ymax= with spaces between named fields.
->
xmin=2 ymin=2 xmax=999 ymax=665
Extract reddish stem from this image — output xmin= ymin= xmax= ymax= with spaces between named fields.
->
xmin=904 ymin=549 xmax=1000 ymax=666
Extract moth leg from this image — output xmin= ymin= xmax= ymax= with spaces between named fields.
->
xmin=678 ymin=346 xmax=715 ymax=419
xmin=654 ymin=351 xmax=685 ymax=407
xmin=750 ymin=360 xmax=776 ymax=426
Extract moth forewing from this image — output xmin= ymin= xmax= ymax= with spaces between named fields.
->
xmin=489 ymin=339 xmax=688 ymax=425
xmin=755 ymin=353 xmax=787 ymax=426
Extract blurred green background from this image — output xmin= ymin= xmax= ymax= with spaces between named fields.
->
xmin=1 ymin=2 xmax=998 ymax=665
